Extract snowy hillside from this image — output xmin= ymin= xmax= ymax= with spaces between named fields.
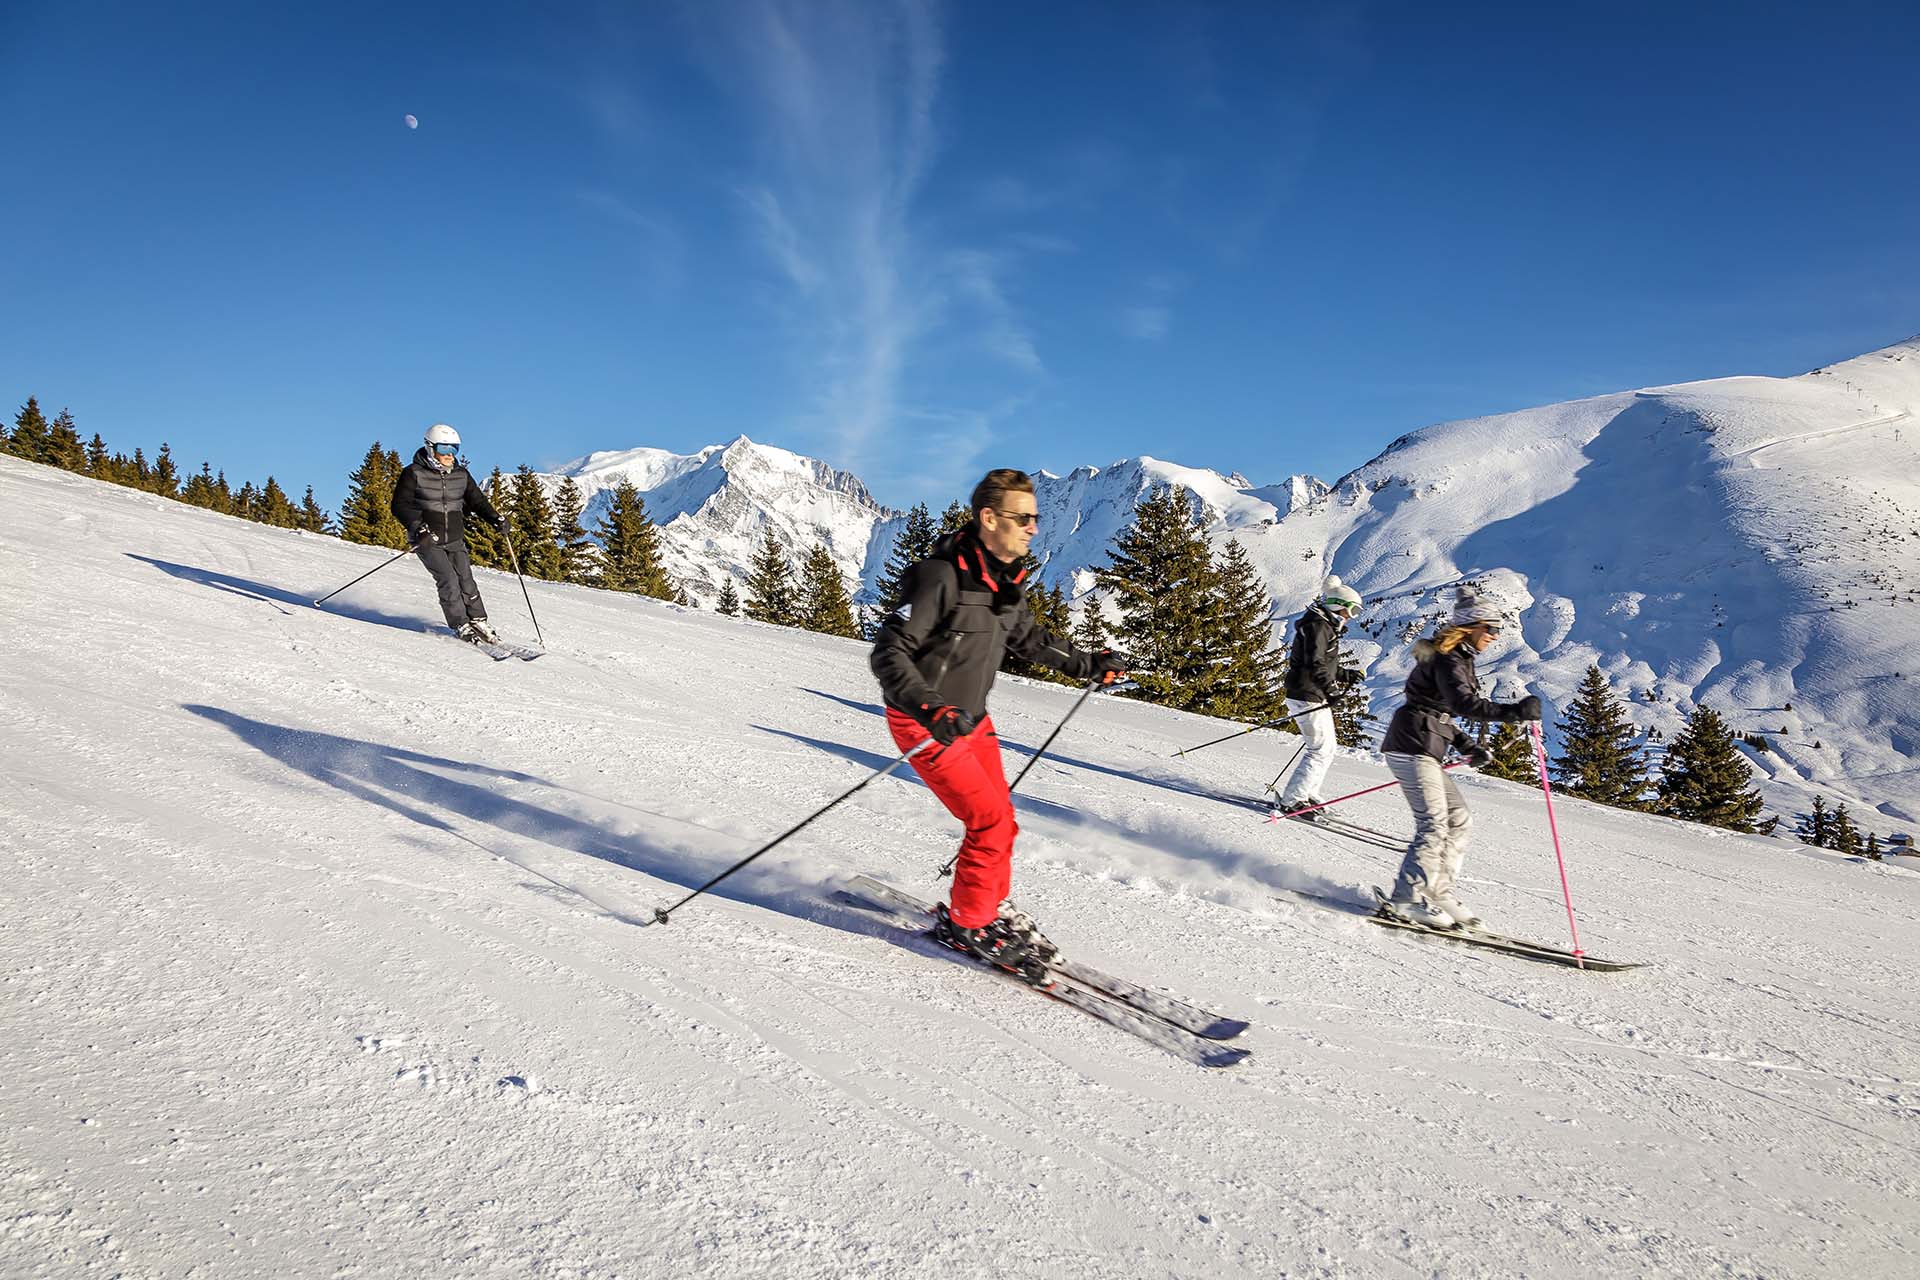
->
xmin=538 ymin=435 xmax=904 ymax=603
xmin=5 ymin=455 xmax=1919 ymax=1277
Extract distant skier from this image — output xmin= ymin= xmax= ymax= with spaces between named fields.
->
xmin=1272 ymin=576 xmax=1364 ymax=818
xmin=870 ymin=468 xmax=1127 ymax=980
xmin=1378 ymin=585 xmax=1540 ymax=929
xmin=390 ymin=423 xmax=509 ymax=645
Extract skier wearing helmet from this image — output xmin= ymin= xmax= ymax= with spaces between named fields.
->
xmin=1272 ymin=576 xmax=1364 ymax=818
xmin=390 ymin=423 xmax=508 ymax=644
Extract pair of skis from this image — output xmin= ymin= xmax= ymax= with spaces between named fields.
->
xmin=836 ymin=875 xmax=1251 ymax=1069
xmin=1267 ymin=806 xmax=1644 ymax=972
xmin=459 ymin=633 xmax=544 ymax=662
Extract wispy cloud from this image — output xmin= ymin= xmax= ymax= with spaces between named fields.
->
xmin=1119 ymin=306 xmax=1171 ymax=342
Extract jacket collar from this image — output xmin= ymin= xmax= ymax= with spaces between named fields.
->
xmin=934 ymin=528 xmax=1029 ymax=604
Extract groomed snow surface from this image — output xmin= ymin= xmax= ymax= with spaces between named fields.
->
xmin=4 ymin=455 xmax=1916 ymax=1278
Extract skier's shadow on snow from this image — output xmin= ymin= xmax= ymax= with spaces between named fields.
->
xmin=184 ymin=704 xmax=826 ymax=925
xmin=128 ymin=554 xmax=429 ymax=635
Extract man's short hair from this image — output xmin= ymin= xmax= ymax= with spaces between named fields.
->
xmin=970 ymin=468 xmax=1035 ymax=518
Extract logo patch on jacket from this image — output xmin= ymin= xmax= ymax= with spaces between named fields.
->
xmin=892 ymin=603 xmax=911 ymax=620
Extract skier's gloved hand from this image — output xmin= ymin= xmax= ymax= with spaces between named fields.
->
xmin=1510 ymin=695 xmax=1543 ymax=723
xmin=1091 ymin=650 xmax=1130 ymax=686
xmin=414 ymin=524 xmax=440 ymax=546
xmin=918 ymin=703 xmax=978 ymax=746
xmin=1338 ymin=665 xmax=1364 ymax=686
xmin=492 ymin=514 xmax=509 ymax=532
xmin=1460 ymin=743 xmax=1494 ymax=769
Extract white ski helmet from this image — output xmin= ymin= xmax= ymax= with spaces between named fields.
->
xmin=1321 ymin=575 xmax=1362 ymax=614
xmin=425 ymin=423 xmax=461 ymax=450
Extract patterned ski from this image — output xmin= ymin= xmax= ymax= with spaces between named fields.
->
xmin=1368 ymin=887 xmax=1645 ymax=972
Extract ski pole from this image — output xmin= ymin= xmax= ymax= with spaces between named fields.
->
xmin=1172 ymin=701 xmax=1329 ymax=760
xmin=938 ymin=679 xmax=1105 ymax=879
xmin=1528 ymin=722 xmax=1585 ymax=968
xmin=1262 ymin=738 xmax=1309 ymax=797
xmin=313 ymin=543 xmax=417 ymax=607
xmin=650 ymin=739 xmax=935 ymax=925
xmin=1265 ymin=761 xmax=1466 ymax=823
xmin=501 ymin=532 xmax=545 ymax=649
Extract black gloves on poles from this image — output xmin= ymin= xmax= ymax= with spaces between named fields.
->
xmin=918 ymin=704 xmax=978 ymax=747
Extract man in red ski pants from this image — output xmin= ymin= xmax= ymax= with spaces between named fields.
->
xmin=870 ymin=468 xmax=1126 ymax=978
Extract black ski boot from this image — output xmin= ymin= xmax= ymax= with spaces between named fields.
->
xmin=933 ymin=904 xmax=1059 ymax=987
xmin=1273 ymin=799 xmax=1327 ymax=824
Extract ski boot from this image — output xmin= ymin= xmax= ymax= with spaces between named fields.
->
xmin=1273 ymin=799 xmax=1327 ymax=824
xmin=1423 ymin=884 xmax=1481 ymax=930
xmin=1377 ymin=883 xmax=1456 ymax=930
xmin=933 ymin=904 xmax=1059 ymax=987
xmin=456 ymin=621 xmax=490 ymax=645
xmin=467 ymin=617 xmax=502 ymax=644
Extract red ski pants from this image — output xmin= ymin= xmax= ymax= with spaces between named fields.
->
xmin=886 ymin=709 xmax=1017 ymax=929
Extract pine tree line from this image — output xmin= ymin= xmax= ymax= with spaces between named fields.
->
xmin=6 ymin=396 xmax=334 ymax=534
xmin=1792 ymin=795 xmax=1883 ymax=858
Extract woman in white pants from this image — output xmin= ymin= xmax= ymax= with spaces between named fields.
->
xmin=1378 ymin=586 xmax=1539 ymax=929
xmin=1275 ymin=577 xmax=1362 ymax=815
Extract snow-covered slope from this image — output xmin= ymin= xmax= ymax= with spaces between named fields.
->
xmin=539 ymin=436 xmax=904 ymax=603
xmin=4 ymin=456 xmax=1918 ymax=1277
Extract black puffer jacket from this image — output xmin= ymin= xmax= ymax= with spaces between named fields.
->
xmin=1283 ymin=603 xmax=1342 ymax=702
xmin=390 ymin=448 xmax=502 ymax=545
xmin=1381 ymin=637 xmax=1531 ymax=760
xmin=871 ymin=530 xmax=1096 ymax=720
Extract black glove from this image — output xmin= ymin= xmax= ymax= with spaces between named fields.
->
xmin=492 ymin=513 xmax=509 ymax=533
xmin=1460 ymin=743 xmax=1493 ymax=769
xmin=1511 ymin=695 xmax=1543 ymax=723
xmin=1338 ymin=665 xmax=1364 ymax=686
xmin=415 ymin=524 xmax=440 ymax=546
xmin=1090 ymin=649 xmax=1130 ymax=686
xmin=917 ymin=703 xmax=978 ymax=747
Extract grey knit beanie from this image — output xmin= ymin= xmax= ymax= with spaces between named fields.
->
xmin=1449 ymin=585 xmax=1503 ymax=628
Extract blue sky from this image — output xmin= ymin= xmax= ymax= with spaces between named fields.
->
xmin=5 ymin=1 xmax=1918 ymax=511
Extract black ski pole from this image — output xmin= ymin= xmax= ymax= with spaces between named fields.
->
xmin=939 ymin=678 xmax=1105 ymax=878
xmin=313 ymin=543 xmax=418 ymax=607
xmin=501 ymin=533 xmax=545 ymax=649
xmin=1263 ymin=737 xmax=1310 ymax=798
xmin=1173 ymin=701 xmax=1328 ymax=759
xmin=650 ymin=738 xmax=935 ymax=925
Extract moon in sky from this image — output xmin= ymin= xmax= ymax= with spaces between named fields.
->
xmin=404 ymin=114 xmax=418 ymax=130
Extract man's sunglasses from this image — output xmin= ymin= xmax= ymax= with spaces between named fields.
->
xmin=992 ymin=509 xmax=1040 ymax=528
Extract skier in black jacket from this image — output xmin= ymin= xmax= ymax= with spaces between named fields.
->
xmin=389 ymin=423 xmax=508 ymax=644
xmin=1378 ymin=585 xmax=1541 ymax=929
xmin=1273 ymin=576 xmax=1363 ymax=817
xmin=870 ymin=468 xmax=1126 ymax=980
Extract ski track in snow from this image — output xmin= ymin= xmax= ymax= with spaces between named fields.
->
xmin=3 ymin=455 xmax=1917 ymax=1278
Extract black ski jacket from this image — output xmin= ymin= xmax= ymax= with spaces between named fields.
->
xmin=870 ymin=531 xmax=1097 ymax=720
xmin=391 ymin=447 xmax=502 ymax=546
xmin=1283 ymin=603 xmax=1342 ymax=703
xmin=1381 ymin=637 xmax=1530 ymax=760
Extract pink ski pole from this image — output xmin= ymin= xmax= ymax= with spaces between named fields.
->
xmin=1528 ymin=721 xmax=1585 ymax=968
xmin=1264 ymin=762 xmax=1466 ymax=823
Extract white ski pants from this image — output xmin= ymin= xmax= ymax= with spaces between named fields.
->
xmin=1277 ymin=698 xmax=1337 ymax=806
xmin=1385 ymin=752 xmax=1472 ymax=896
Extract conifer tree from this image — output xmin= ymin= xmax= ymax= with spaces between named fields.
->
xmin=1096 ymin=488 xmax=1219 ymax=710
xmin=298 ymin=486 xmax=334 ymax=534
xmin=150 ymin=443 xmax=181 ymax=498
xmin=1005 ymin=580 xmax=1078 ymax=686
xmin=1792 ymin=795 xmax=1831 ymax=847
xmin=551 ymin=476 xmax=597 ymax=585
xmin=743 ymin=531 xmax=797 ymax=625
xmin=717 ymin=577 xmax=741 ymax=616
xmin=214 ymin=470 xmax=235 ymax=515
xmin=46 ymin=409 xmax=85 ymax=472
xmin=84 ymin=433 xmax=109 ymax=476
xmin=875 ymin=503 xmax=937 ymax=609
xmin=939 ymin=499 xmax=972 ymax=535
xmin=1655 ymin=704 xmax=1765 ymax=832
xmin=507 ymin=466 xmax=562 ymax=580
xmin=8 ymin=398 xmax=50 ymax=462
xmin=467 ymin=469 xmax=511 ymax=568
xmin=1830 ymin=803 xmax=1861 ymax=856
xmin=1477 ymin=721 xmax=1539 ymax=782
xmin=234 ymin=480 xmax=260 ymax=520
xmin=1551 ymin=665 xmax=1649 ymax=807
xmin=340 ymin=442 xmax=406 ymax=547
xmin=1866 ymin=832 xmax=1882 ymax=860
xmin=128 ymin=448 xmax=152 ymax=490
xmin=595 ymin=481 xmax=673 ymax=598
xmin=258 ymin=477 xmax=298 ymax=527
xmin=798 ymin=543 xmax=859 ymax=637
xmin=1196 ymin=538 xmax=1286 ymax=721
xmin=1073 ymin=596 xmax=1107 ymax=651
xmin=1328 ymin=639 xmax=1377 ymax=747
xmin=182 ymin=462 xmax=221 ymax=509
